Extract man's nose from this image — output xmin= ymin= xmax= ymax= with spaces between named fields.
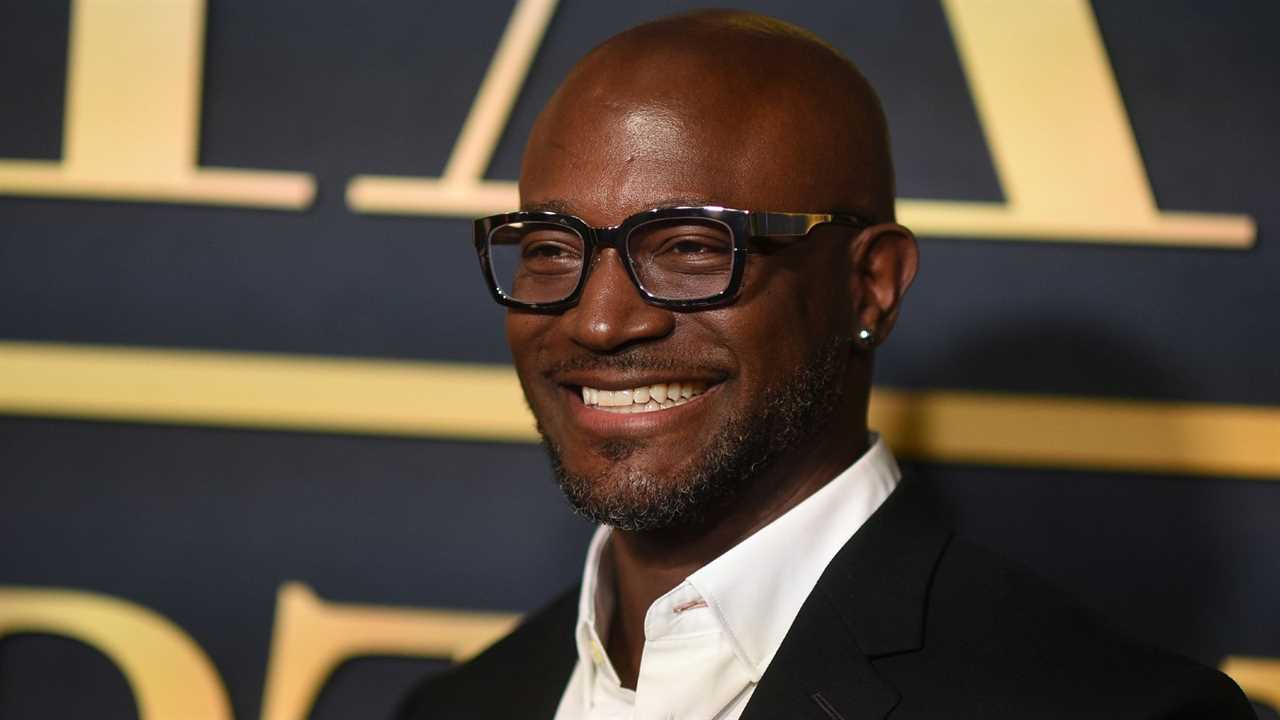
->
xmin=565 ymin=248 xmax=675 ymax=352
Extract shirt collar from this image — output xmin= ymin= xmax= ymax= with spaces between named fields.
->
xmin=687 ymin=434 xmax=900 ymax=676
xmin=573 ymin=524 xmax=624 ymax=699
xmin=571 ymin=433 xmax=901 ymax=684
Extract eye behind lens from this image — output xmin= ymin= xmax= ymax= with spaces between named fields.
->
xmin=627 ymin=217 xmax=735 ymax=299
xmin=488 ymin=222 xmax=585 ymax=304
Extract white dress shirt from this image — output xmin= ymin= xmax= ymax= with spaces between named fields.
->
xmin=554 ymin=434 xmax=901 ymax=720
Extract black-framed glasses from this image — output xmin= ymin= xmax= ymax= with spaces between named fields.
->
xmin=474 ymin=206 xmax=869 ymax=311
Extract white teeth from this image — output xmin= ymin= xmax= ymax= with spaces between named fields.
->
xmin=580 ymin=381 xmax=709 ymax=412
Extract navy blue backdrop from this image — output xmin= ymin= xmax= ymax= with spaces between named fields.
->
xmin=1 ymin=2 xmax=1277 ymax=718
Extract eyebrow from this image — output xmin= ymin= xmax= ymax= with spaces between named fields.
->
xmin=521 ymin=196 xmax=720 ymax=216
xmin=522 ymin=199 xmax=576 ymax=214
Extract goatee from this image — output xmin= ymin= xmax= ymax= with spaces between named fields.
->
xmin=541 ymin=336 xmax=848 ymax=532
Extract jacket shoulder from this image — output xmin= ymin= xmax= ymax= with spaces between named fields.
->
xmin=890 ymin=538 xmax=1254 ymax=717
xmin=397 ymin=587 xmax=579 ymax=720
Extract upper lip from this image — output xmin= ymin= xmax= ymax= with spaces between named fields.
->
xmin=552 ymin=371 xmax=725 ymax=391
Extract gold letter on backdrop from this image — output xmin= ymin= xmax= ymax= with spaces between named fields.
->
xmin=1221 ymin=656 xmax=1280 ymax=710
xmin=345 ymin=0 xmax=558 ymax=218
xmin=0 ymin=0 xmax=314 ymax=209
xmin=259 ymin=583 xmax=518 ymax=720
xmin=0 ymin=586 xmax=233 ymax=720
xmin=927 ymin=0 xmax=1253 ymax=247
xmin=347 ymin=0 xmax=1254 ymax=249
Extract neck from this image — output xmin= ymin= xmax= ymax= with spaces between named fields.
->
xmin=601 ymin=384 xmax=871 ymax=688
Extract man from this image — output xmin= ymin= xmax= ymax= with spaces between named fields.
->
xmin=402 ymin=10 xmax=1254 ymax=719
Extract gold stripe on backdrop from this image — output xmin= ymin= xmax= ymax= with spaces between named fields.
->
xmin=0 ymin=340 xmax=1276 ymax=480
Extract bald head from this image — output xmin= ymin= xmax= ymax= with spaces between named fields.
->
xmin=521 ymin=10 xmax=895 ymax=222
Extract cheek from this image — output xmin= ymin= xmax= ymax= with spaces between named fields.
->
xmin=721 ymin=267 xmax=847 ymax=378
xmin=505 ymin=313 xmax=549 ymax=376
xmin=741 ymin=268 xmax=839 ymax=334
xmin=717 ymin=311 xmax=810 ymax=388
xmin=503 ymin=313 xmax=524 ymax=350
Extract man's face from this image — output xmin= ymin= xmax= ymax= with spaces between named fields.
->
xmin=508 ymin=88 xmax=860 ymax=531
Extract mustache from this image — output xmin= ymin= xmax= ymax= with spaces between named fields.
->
xmin=544 ymin=349 xmax=716 ymax=376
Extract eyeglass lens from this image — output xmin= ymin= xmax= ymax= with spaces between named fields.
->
xmin=486 ymin=217 xmax=735 ymax=304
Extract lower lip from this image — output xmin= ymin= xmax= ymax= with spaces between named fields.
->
xmin=564 ymin=385 xmax=720 ymax=436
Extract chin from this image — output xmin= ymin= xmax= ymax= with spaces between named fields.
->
xmin=541 ymin=428 xmax=740 ymax=532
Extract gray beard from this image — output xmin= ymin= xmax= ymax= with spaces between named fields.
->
xmin=541 ymin=336 xmax=848 ymax=532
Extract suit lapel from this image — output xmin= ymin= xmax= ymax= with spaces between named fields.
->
xmin=740 ymin=479 xmax=952 ymax=720
xmin=740 ymin=585 xmax=899 ymax=720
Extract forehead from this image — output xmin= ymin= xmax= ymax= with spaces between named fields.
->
xmin=520 ymin=85 xmax=852 ymax=227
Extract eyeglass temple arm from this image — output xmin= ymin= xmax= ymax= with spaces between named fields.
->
xmin=749 ymin=211 xmax=867 ymax=237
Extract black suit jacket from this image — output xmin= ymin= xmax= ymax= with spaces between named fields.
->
xmin=400 ymin=479 xmax=1255 ymax=719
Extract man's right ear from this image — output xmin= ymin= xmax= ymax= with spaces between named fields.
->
xmin=847 ymin=223 xmax=919 ymax=348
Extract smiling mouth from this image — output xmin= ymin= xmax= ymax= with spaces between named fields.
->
xmin=578 ymin=381 xmax=710 ymax=414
